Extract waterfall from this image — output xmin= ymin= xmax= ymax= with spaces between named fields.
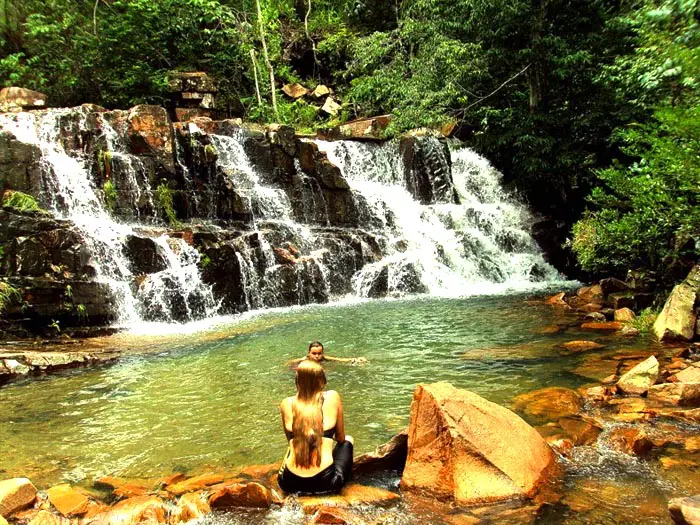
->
xmin=0 ymin=108 xmax=218 ymax=325
xmin=316 ymin=137 xmax=560 ymax=297
xmin=0 ymin=106 xmax=563 ymax=330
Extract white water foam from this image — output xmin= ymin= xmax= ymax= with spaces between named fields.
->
xmin=0 ymin=109 xmax=217 ymax=325
xmin=316 ymin=138 xmax=565 ymax=298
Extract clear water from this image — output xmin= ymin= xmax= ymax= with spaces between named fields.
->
xmin=0 ymin=295 xmax=647 ymax=481
xmin=1 ymin=296 xmax=698 ymax=524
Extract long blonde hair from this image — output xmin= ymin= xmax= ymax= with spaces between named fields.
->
xmin=291 ymin=360 xmax=326 ymax=468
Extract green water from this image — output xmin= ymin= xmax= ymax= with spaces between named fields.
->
xmin=0 ymin=295 xmax=659 ymax=490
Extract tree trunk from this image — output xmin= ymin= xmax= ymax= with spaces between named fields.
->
xmin=528 ymin=0 xmax=548 ymax=113
xmin=255 ymin=0 xmax=278 ymax=119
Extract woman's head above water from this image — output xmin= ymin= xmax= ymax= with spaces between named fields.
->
xmin=295 ymin=359 xmax=327 ymax=400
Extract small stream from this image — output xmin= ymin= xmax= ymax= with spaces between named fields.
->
xmin=1 ymin=294 xmax=697 ymax=523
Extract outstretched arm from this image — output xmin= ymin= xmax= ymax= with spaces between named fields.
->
xmin=324 ymin=355 xmax=368 ymax=364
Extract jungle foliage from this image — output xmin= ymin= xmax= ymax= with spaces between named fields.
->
xmin=0 ymin=0 xmax=698 ymax=280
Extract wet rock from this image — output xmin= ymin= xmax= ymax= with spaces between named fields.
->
xmin=86 ymin=495 xmax=168 ymax=525
xmin=617 ymin=356 xmax=660 ymax=395
xmin=171 ymin=492 xmax=210 ymax=523
xmin=614 ymin=308 xmax=636 ymax=322
xmin=654 ymin=265 xmax=700 ymax=342
xmin=126 ymin=105 xmax=175 ymax=173
xmin=545 ymin=292 xmax=568 ymax=307
xmin=512 ymin=387 xmax=583 ymax=422
xmin=167 ymin=474 xmax=224 ymax=496
xmin=577 ymin=284 xmax=604 ymax=305
xmin=670 ymin=365 xmax=700 ymax=384
xmin=353 ymin=430 xmax=408 ymax=476
xmin=547 ymin=437 xmax=574 ymax=457
xmin=27 ymin=510 xmax=69 ymax=525
xmin=562 ymin=341 xmax=604 ymax=352
xmin=619 ymin=325 xmax=641 ymax=337
xmin=649 ymin=382 xmax=700 ymax=407
xmin=123 ymin=235 xmax=168 ymax=274
xmin=0 ymin=478 xmax=37 ymax=518
xmin=580 ymin=321 xmax=624 ymax=331
xmin=296 ymin=484 xmax=400 ymax=513
xmin=274 ymin=247 xmax=297 ymax=265
xmin=579 ymin=303 xmax=602 ymax=313
xmin=401 ymin=382 xmax=555 ymax=505
xmin=583 ymin=312 xmax=607 ymax=322
xmin=558 ymin=416 xmax=602 ymax=445
xmin=669 ymin=494 xmax=700 ymax=524
xmin=46 ymin=484 xmax=89 ymax=517
xmin=599 ymin=278 xmax=630 ymax=296
xmin=310 ymin=506 xmax=357 ymax=524
xmin=580 ymin=385 xmax=613 ymax=404
xmin=607 ymin=427 xmax=654 ymax=456
xmin=208 ymin=482 xmax=271 ymax=509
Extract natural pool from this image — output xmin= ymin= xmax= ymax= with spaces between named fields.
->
xmin=1 ymin=294 xmax=698 ymax=524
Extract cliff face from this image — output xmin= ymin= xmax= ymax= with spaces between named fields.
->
xmin=0 ymin=105 xmax=556 ymax=337
xmin=0 ymin=106 xmax=453 ymax=335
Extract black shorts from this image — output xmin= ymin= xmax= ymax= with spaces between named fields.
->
xmin=277 ymin=441 xmax=353 ymax=495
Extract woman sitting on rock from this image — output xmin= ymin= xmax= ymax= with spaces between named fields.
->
xmin=278 ymin=360 xmax=354 ymax=494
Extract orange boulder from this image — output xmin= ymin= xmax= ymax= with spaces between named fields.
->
xmin=400 ymin=383 xmax=556 ymax=505
xmin=208 ymin=482 xmax=271 ymax=509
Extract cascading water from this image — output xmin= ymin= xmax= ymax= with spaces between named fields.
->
xmin=0 ymin=108 xmax=218 ymax=325
xmin=0 ymin=106 xmax=563 ymax=329
xmin=316 ymin=137 xmax=561 ymax=297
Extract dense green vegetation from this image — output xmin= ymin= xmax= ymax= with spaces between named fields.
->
xmin=1 ymin=0 xmax=698 ymax=282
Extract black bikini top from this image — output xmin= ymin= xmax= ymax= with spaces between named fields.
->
xmin=285 ymin=395 xmax=336 ymax=440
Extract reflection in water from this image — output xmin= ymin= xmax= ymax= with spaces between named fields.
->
xmin=0 ymin=295 xmax=694 ymax=524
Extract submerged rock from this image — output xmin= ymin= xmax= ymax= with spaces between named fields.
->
xmin=296 ymin=484 xmax=400 ymax=513
xmin=512 ymin=387 xmax=583 ymax=422
xmin=400 ymin=382 xmax=556 ymax=505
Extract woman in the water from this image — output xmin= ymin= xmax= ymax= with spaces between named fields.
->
xmin=277 ymin=360 xmax=354 ymax=494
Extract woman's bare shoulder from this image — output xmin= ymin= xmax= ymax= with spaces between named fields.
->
xmin=324 ymin=390 xmax=341 ymax=401
xmin=280 ymin=396 xmax=294 ymax=409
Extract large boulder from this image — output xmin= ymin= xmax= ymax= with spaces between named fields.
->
xmin=400 ymin=382 xmax=556 ymax=505
xmin=617 ymin=356 xmax=660 ymax=395
xmin=654 ymin=265 xmax=700 ymax=341
xmin=0 ymin=478 xmax=37 ymax=518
